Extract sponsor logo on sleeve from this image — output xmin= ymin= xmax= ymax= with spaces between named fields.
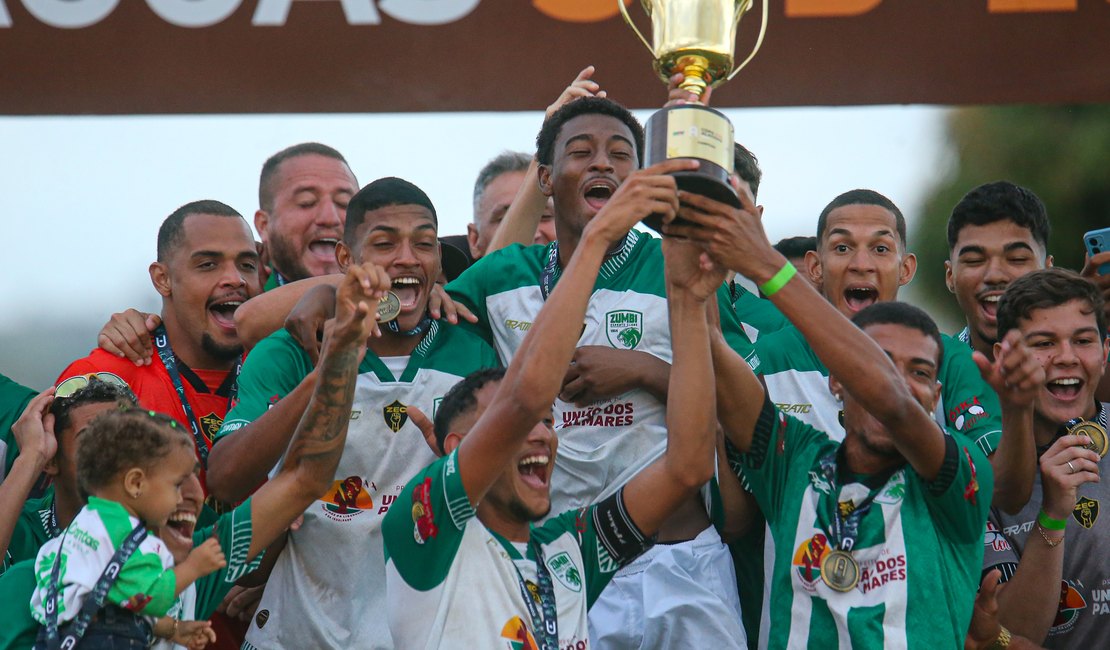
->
xmin=963 ymin=447 xmax=980 ymax=505
xmin=948 ymin=398 xmax=988 ymax=432
xmin=412 ymin=477 xmax=438 ymax=544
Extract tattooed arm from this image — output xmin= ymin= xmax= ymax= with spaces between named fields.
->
xmin=244 ymin=262 xmax=390 ymax=559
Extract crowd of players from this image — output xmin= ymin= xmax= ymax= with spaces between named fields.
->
xmin=0 ymin=68 xmax=1108 ymax=650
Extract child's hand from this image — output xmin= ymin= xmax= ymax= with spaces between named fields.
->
xmin=173 ymin=619 xmax=217 ymax=650
xmin=185 ymin=536 xmax=226 ymax=576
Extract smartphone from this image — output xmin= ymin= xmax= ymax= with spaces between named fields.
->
xmin=1085 ymin=228 xmax=1110 ymax=275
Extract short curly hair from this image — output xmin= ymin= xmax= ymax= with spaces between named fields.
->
xmin=535 ymin=97 xmax=644 ymax=167
xmin=76 ymin=407 xmax=193 ymax=499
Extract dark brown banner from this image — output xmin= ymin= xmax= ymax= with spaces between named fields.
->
xmin=1 ymin=0 xmax=1107 ymax=115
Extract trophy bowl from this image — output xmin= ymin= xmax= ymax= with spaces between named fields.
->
xmin=619 ymin=0 xmax=767 ymax=231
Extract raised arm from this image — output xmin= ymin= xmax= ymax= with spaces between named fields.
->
xmin=457 ymin=158 xmax=695 ymax=503
xmin=233 ymin=274 xmax=341 ymax=349
xmin=621 ymin=237 xmax=720 ymax=537
xmin=0 ymin=390 xmax=56 ymax=565
xmin=486 ymin=66 xmax=603 ymax=255
xmin=667 ymin=186 xmax=944 ymax=479
xmin=244 ymin=262 xmax=390 ymax=559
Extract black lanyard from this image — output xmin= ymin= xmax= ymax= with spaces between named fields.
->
xmin=42 ymin=500 xmax=59 ymax=539
xmin=818 ymin=450 xmax=896 ymax=552
xmin=152 ymin=324 xmax=239 ymax=469
xmin=43 ymin=522 xmax=148 ymax=649
xmin=385 ymin=314 xmax=433 ymax=337
xmin=511 ymin=540 xmax=559 ymax=650
xmin=538 ymin=243 xmax=562 ymax=302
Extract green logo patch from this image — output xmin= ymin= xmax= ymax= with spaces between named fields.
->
xmin=605 ymin=310 xmax=643 ymax=350
xmin=547 ymin=551 xmax=582 ymax=592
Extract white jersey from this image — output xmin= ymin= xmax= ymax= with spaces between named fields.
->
xmin=447 ymin=232 xmax=755 ymax=513
xmin=383 ymin=451 xmax=651 ymax=650
xmin=223 ymin=325 xmax=498 ymax=650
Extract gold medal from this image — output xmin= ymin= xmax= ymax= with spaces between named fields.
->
xmin=377 ymin=291 xmax=402 ymax=324
xmin=1068 ymin=419 xmax=1108 ymax=458
xmin=820 ymin=549 xmax=860 ymax=592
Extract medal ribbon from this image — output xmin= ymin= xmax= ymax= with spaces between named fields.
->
xmin=511 ymin=540 xmax=559 ymax=650
xmin=384 ymin=314 xmax=433 ymax=337
xmin=152 ymin=324 xmax=240 ymax=469
xmin=818 ymin=450 xmax=895 ymax=552
xmin=538 ymin=243 xmax=562 ymax=302
xmin=43 ymin=522 xmax=148 ymax=650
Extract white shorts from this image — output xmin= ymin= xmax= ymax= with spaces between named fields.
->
xmin=588 ymin=525 xmax=747 ymax=648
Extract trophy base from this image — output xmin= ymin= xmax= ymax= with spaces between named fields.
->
xmin=642 ymin=104 xmax=739 ymax=234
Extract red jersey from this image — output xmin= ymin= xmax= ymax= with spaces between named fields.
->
xmin=55 ymin=347 xmax=236 ymax=495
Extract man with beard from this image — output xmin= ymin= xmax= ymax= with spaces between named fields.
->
xmin=55 ymin=200 xmax=262 ymax=495
xmin=208 ymin=177 xmax=499 ymax=649
xmin=446 ymin=96 xmax=753 ymax=648
xmin=255 ymin=142 xmax=358 ymax=289
xmin=383 ymin=174 xmax=718 ymax=649
xmin=0 ymin=261 xmax=385 ymax=650
xmin=983 ymin=269 xmax=1109 ymax=648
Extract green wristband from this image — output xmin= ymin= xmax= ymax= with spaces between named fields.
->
xmin=760 ymin=262 xmax=797 ymax=297
xmin=1038 ymin=509 xmax=1067 ymax=530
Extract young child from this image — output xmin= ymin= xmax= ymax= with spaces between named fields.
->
xmin=30 ymin=407 xmax=226 ymax=649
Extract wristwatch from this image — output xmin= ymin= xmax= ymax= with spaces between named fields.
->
xmin=986 ymin=625 xmax=1012 ymax=649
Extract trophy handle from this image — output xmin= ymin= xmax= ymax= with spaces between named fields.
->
xmin=726 ymin=0 xmax=769 ymax=81
xmin=617 ymin=0 xmax=654 ymax=56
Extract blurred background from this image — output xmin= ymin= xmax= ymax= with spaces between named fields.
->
xmin=1 ymin=1 xmax=1107 ymax=389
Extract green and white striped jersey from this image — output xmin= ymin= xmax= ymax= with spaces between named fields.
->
xmin=447 ymin=232 xmax=754 ymax=514
xmin=383 ymin=450 xmax=650 ymax=650
xmin=755 ymin=328 xmax=1003 ymax=455
xmin=731 ymin=398 xmax=992 ymax=649
xmin=221 ymin=324 xmax=499 ymax=649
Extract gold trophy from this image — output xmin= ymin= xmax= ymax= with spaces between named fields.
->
xmin=619 ymin=0 xmax=768 ymax=230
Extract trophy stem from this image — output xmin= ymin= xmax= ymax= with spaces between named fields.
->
xmin=678 ymin=55 xmax=710 ymax=99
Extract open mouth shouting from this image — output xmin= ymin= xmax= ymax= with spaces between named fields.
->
xmin=208 ymin=294 xmax=246 ymax=334
xmin=162 ymin=508 xmax=197 ymax=548
xmin=843 ymin=285 xmax=878 ymax=313
xmin=391 ymin=276 xmax=423 ymax=312
xmin=517 ymin=452 xmax=552 ymax=491
xmin=582 ymin=177 xmax=617 ymax=213
xmin=976 ymin=289 xmax=1005 ymax=325
xmin=308 ymin=237 xmax=340 ymax=264
xmin=1045 ymin=376 xmax=1084 ymax=403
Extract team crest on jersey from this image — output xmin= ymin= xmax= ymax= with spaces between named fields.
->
xmin=547 ymin=551 xmax=583 ymax=593
xmin=1073 ymin=496 xmax=1099 ymax=529
xmin=199 ymin=412 xmax=223 ymax=442
xmin=500 ymin=616 xmax=539 ymax=650
xmin=875 ymin=472 xmax=907 ymax=505
xmin=792 ymin=533 xmax=831 ymax=592
xmin=1051 ymin=580 xmax=1087 ymax=635
xmin=605 ymin=310 xmax=643 ymax=350
xmin=320 ymin=476 xmax=374 ymax=522
xmin=383 ymin=400 xmax=408 ymax=432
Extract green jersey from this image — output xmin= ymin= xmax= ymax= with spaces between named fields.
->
xmin=221 ymin=324 xmax=499 ymax=649
xmin=732 ymin=398 xmax=992 ymax=649
xmin=728 ymin=280 xmax=789 ymax=345
xmin=755 ymin=328 xmax=1002 ymax=455
xmin=0 ymin=373 xmax=36 ymax=479
xmin=2 ymin=492 xmax=56 ymax=574
xmin=447 ymin=232 xmax=754 ymax=515
xmin=0 ymin=560 xmax=38 ymax=650
xmin=383 ymin=450 xmax=652 ymax=650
